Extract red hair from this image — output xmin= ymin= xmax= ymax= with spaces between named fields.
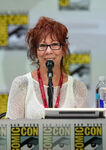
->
xmin=26 ymin=16 xmax=70 ymax=68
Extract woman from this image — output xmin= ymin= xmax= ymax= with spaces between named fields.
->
xmin=6 ymin=16 xmax=88 ymax=119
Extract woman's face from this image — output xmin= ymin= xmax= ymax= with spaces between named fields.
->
xmin=37 ymin=34 xmax=65 ymax=69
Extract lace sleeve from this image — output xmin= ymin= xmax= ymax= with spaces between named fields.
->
xmin=5 ymin=75 xmax=28 ymax=119
xmin=73 ymin=79 xmax=88 ymax=108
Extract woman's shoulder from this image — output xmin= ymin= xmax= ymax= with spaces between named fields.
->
xmin=73 ymin=78 xmax=87 ymax=90
xmin=72 ymin=77 xmax=88 ymax=98
xmin=68 ymin=75 xmax=87 ymax=89
xmin=11 ymin=72 xmax=31 ymax=88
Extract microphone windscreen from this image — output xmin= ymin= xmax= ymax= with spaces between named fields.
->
xmin=46 ymin=60 xmax=54 ymax=69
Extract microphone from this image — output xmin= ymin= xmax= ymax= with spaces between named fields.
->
xmin=46 ymin=60 xmax=54 ymax=78
xmin=46 ymin=60 xmax=54 ymax=108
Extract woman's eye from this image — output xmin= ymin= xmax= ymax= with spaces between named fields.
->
xmin=39 ymin=44 xmax=46 ymax=47
xmin=52 ymin=43 xmax=59 ymax=46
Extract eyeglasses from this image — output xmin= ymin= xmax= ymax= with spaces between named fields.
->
xmin=37 ymin=43 xmax=61 ymax=51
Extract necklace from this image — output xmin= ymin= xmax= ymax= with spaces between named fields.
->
xmin=37 ymin=68 xmax=63 ymax=108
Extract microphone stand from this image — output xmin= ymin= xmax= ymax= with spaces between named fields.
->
xmin=46 ymin=60 xmax=54 ymax=108
xmin=47 ymin=70 xmax=54 ymax=108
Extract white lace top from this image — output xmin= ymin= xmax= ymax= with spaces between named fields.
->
xmin=6 ymin=72 xmax=88 ymax=119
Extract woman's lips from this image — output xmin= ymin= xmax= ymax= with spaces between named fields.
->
xmin=44 ymin=58 xmax=55 ymax=61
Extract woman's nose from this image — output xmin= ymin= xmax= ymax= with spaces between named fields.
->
xmin=45 ymin=45 xmax=53 ymax=53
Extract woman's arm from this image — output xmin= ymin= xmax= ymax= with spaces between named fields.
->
xmin=5 ymin=75 xmax=28 ymax=119
xmin=73 ymin=79 xmax=88 ymax=108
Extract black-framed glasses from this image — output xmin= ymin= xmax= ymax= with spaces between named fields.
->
xmin=37 ymin=43 xmax=61 ymax=51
